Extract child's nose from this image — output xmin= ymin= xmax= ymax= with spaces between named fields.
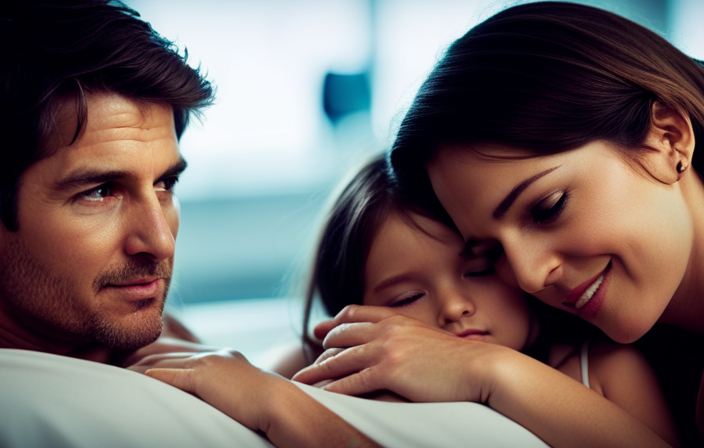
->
xmin=438 ymin=287 xmax=475 ymax=327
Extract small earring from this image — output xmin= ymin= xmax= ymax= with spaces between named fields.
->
xmin=677 ymin=161 xmax=688 ymax=174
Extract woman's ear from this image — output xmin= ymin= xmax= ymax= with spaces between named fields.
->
xmin=638 ymin=101 xmax=695 ymax=184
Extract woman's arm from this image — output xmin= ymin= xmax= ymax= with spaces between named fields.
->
xmin=292 ymin=305 xmax=672 ymax=448
xmin=133 ymin=350 xmax=379 ymax=448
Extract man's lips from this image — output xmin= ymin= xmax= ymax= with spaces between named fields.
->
xmin=103 ymin=278 xmax=164 ymax=301
xmin=563 ymin=262 xmax=611 ymax=310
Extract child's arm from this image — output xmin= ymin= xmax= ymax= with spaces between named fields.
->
xmin=294 ymin=305 xmax=673 ymax=448
xmin=587 ymin=339 xmax=680 ymax=447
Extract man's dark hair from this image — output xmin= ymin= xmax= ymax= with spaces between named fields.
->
xmin=0 ymin=0 xmax=214 ymax=230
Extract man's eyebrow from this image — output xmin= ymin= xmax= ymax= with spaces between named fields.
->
xmin=54 ymin=157 xmax=188 ymax=191
xmin=492 ymin=166 xmax=561 ymax=219
xmin=373 ymin=274 xmax=413 ymax=293
xmin=156 ymin=158 xmax=188 ymax=183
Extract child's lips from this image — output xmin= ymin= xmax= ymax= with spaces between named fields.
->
xmin=456 ymin=329 xmax=489 ymax=340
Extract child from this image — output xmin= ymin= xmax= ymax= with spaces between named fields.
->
xmin=288 ymin=154 xmax=680 ymax=447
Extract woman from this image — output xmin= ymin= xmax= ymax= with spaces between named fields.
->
xmin=294 ymin=1 xmax=704 ymax=444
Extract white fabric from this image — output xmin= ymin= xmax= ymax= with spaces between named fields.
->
xmin=0 ymin=349 xmax=548 ymax=448
xmin=580 ymin=340 xmax=591 ymax=389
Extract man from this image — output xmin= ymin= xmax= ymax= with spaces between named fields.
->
xmin=0 ymin=0 xmax=213 ymax=364
xmin=0 ymin=3 xmax=380 ymax=447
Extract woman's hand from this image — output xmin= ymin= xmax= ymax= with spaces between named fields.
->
xmin=131 ymin=350 xmax=380 ymax=448
xmin=293 ymin=305 xmax=513 ymax=403
xmin=293 ymin=305 xmax=673 ymax=448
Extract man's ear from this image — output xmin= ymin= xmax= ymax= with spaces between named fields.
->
xmin=638 ymin=101 xmax=695 ymax=184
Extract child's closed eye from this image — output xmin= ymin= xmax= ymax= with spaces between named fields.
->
xmin=389 ymin=292 xmax=425 ymax=308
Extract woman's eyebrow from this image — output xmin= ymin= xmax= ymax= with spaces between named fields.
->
xmin=492 ymin=166 xmax=561 ymax=219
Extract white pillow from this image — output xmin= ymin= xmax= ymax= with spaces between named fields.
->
xmin=0 ymin=349 xmax=547 ymax=448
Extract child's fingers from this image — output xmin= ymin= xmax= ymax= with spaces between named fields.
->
xmin=145 ymin=368 xmax=197 ymax=393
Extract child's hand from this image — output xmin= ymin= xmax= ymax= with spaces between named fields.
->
xmin=293 ymin=304 xmax=520 ymax=403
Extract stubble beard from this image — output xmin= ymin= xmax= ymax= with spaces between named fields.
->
xmin=0 ymin=237 xmax=170 ymax=351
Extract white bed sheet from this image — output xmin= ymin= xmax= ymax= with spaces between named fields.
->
xmin=0 ymin=349 xmax=548 ymax=447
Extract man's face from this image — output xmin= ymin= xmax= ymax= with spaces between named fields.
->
xmin=0 ymin=93 xmax=184 ymax=351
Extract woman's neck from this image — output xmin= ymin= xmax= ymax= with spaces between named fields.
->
xmin=660 ymin=172 xmax=704 ymax=334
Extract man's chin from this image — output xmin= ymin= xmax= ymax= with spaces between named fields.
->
xmin=90 ymin=300 xmax=165 ymax=351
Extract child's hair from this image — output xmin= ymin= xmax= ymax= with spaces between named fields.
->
xmin=301 ymin=153 xmax=453 ymax=359
xmin=301 ymin=153 xmax=562 ymax=362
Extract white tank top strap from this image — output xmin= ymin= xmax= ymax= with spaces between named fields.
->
xmin=580 ymin=340 xmax=590 ymax=389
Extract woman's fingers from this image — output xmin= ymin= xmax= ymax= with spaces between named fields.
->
xmin=313 ymin=305 xmax=400 ymax=340
xmin=292 ymin=344 xmax=380 ymax=386
xmin=322 ymin=321 xmax=377 ymax=349
xmin=322 ymin=367 xmax=385 ymax=397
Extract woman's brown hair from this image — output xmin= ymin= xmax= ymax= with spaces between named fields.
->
xmin=390 ymin=1 xmax=704 ymax=195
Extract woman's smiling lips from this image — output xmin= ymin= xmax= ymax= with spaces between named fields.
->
xmin=562 ymin=261 xmax=612 ymax=318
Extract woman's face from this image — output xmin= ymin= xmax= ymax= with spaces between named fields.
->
xmin=427 ymin=141 xmax=693 ymax=343
xmin=362 ymin=211 xmax=533 ymax=351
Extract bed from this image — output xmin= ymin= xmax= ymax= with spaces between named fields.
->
xmin=0 ymin=349 xmax=548 ymax=447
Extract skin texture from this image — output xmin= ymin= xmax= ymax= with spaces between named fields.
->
xmin=0 ymin=93 xmax=182 ymax=360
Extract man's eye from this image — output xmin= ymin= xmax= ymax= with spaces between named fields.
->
xmin=80 ymin=184 xmax=112 ymax=202
xmin=530 ymin=191 xmax=567 ymax=224
xmin=389 ymin=292 xmax=424 ymax=308
xmin=155 ymin=176 xmax=179 ymax=192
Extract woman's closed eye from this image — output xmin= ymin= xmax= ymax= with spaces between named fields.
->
xmin=464 ymin=265 xmax=496 ymax=277
xmin=463 ymin=245 xmax=502 ymax=277
xmin=530 ymin=191 xmax=568 ymax=224
xmin=389 ymin=291 xmax=425 ymax=308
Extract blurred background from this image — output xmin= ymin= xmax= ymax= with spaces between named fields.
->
xmin=125 ymin=0 xmax=704 ymax=364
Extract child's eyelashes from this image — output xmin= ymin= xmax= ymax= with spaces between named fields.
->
xmin=530 ymin=191 xmax=568 ymax=224
xmin=389 ymin=292 xmax=425 ymax=308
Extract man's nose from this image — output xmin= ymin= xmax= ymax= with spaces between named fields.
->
xmin=124 ymin=193 xmax=177 ymax=262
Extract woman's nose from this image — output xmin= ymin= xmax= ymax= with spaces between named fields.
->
xmin=502 ymin=236 xmax=561 ymax=294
